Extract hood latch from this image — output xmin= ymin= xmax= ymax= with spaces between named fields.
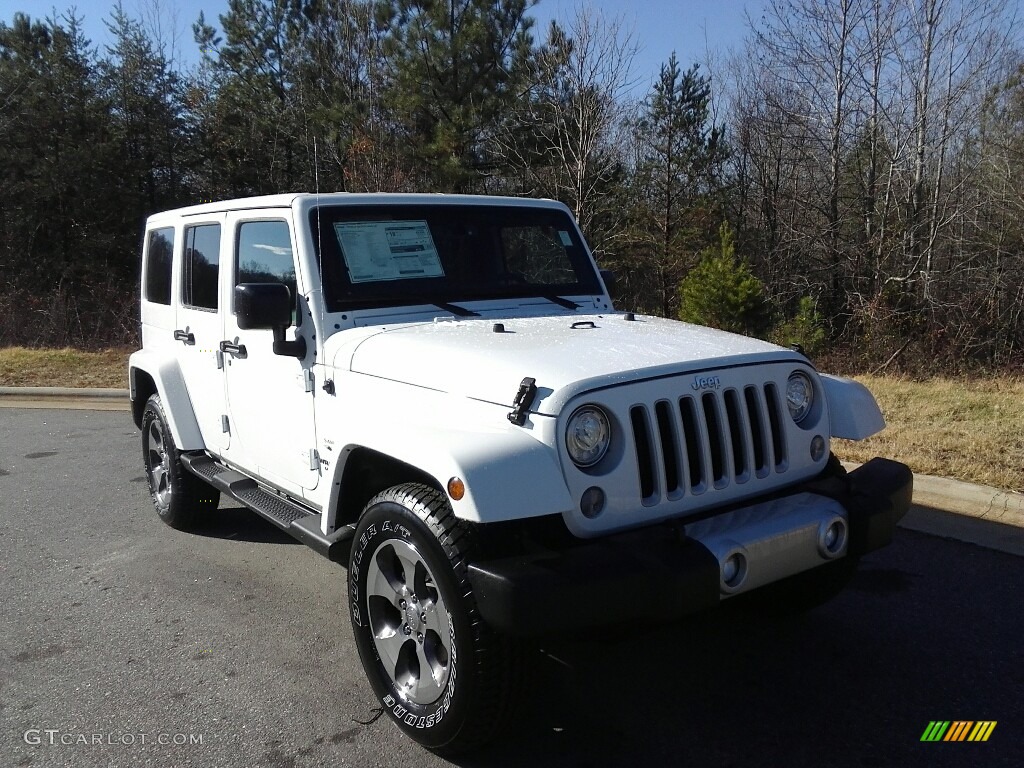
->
xmin=507 ymin=377 xmax=538 ymax=426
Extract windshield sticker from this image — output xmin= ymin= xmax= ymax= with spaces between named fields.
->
xmin=334 ymin=221 xmax=445 ymax=283
xmin=558 ymin=230 xmax=573 ymax=246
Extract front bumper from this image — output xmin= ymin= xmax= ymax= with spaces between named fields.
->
xmin=467 ymin=457 xmax=912 ymax=635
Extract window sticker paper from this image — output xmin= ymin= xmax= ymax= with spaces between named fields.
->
xmin=334 ymin=221 xmax=445 ymax=283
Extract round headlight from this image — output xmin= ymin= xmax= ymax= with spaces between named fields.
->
xmin=565 ymin=406 xmax=611 ymax=468
xmin=786 ymin=371 xmax=815 ymax=423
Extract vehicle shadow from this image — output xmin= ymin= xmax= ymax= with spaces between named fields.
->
xmin=455 ymin=533 xmax=1023 ymax=768
xmin=188 ymin=504 xmax=300 ymax=546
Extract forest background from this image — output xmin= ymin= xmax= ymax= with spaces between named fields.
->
xmin=2 ymin=0 xmax=1023 ymax=376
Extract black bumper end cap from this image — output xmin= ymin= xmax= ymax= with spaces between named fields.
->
xmin=844 ymin=457 xmax=914 ymax=556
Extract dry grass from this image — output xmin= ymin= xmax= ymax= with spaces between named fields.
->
xmin=833 ymin=375 xmax=1024 ymax=493
xmin=2 ymin=347 xmax=1021 ymax=491
xmin=0 ymin=347 xmax=131 ymax=388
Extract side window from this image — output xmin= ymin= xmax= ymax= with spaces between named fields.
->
xmin=144 ymin=227 xmax=174 ymax=305
xmin=182 ymin=224 xmax=222 ymax=310
xmin=236 ymin=221 xmax=296 ymax=295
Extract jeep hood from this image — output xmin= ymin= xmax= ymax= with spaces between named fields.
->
xmin=338 ymin=314 xmax=801 ymax=415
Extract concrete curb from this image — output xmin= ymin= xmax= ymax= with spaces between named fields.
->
xmin=899 ymin=474 xmax=1024 ymax=557
xmin=0 ymin=386 xmax=131 ymax=411
xmin=912 ymin=474 xmax=1024 ymax=527
xmin=0 ymin=386 xmax=129 ymax=399
xmin=2 ymin=386 xmax=1022 ymax=554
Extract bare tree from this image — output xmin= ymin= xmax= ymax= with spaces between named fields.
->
xmin=894 ymin=0 xmax=1017 ymax=304
xmin=492 ymin=6 xmax=638 ymax=251
xmin=750 ymin=0 xmax=881 ymax=312
xmin=726 ymin=0 xmax=1021 ymax=368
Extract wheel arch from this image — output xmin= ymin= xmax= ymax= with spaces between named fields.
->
xmin=128 ymin=350 xmax=205 ymax=450
xmin=322 ymin=420 xmax=574 ymax=532
xmin=330 ymin=447 xmax=444 ymax=529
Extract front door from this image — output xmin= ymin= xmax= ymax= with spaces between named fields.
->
xmin=221 ymin=213 xmax=318 ymax=494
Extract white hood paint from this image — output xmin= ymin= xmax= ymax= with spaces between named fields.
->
xmin=335 ymin=313 xmax=803 ymax=415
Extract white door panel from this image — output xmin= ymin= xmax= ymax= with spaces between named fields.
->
xmin=221 ymin=213 xmax=318 ymax=492
xmin=175 ymin=219 xmax=229 ymax=453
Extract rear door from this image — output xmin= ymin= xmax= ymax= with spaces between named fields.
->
xmin=175 ymin=217 xmax=229 ymax=453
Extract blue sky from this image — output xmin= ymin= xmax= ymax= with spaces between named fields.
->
xmin=1 ymin=0 xmax=762 ymax=92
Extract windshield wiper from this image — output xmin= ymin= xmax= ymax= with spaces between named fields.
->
xmin=433 ymin=301 xmax=479 ymax=317
xmin=541 ymin=294 xmax=580 ymax=310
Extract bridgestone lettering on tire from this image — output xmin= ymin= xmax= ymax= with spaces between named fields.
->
xmin=348 ymin=483 xmax=518 ymax=755
xmin=141 ymin=394 xmax=219 ymax=529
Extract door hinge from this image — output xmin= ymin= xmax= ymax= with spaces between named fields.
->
xmin=303 ymin=368 xmax=315 ymax=393
xmin=221 ymin=414 xmax=230 ymax=434
xmin=216 ymin=350 xmax=224 ymax=370
xmin=309 ymin=449 xmax=320 ymax=471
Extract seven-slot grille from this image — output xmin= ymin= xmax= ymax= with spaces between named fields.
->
xmin=628 ymin=384 xmax=788 ymax=505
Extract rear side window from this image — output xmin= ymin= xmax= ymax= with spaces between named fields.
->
xmin=144 ymin=227 xmax=174 ymax=305
xmin=182 ymin=224 xmax=221 ymax=310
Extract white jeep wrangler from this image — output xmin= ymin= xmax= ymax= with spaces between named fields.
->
xmin=129 ymin=193 xmax=912 ymax=754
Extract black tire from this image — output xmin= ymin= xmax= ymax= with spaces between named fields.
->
xmin=348 ymin=483 xmax=518 ymax=755
xmin=141 ymin=394 xmax=219 ymax=530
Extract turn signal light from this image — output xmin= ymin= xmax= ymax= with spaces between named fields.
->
xmin=447 ymin=477 xmax=466 ymax=501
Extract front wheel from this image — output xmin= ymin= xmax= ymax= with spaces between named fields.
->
xmin=348 ymin=483 xmax=518 ymax=755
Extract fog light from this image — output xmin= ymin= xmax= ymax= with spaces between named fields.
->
xmin=580 ymin=487 xmax=606 ymax=518
xmin=818 ymin=517 xmax=848 ymax=557
xmin=722 ymin=551 xmax=747 ymax=589
xmin=447 ymin=477 xmax=465 ymax=501
xmin=810 ymin=435 xmax=826 ymax=462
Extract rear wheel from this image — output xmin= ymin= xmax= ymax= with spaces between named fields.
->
xmin=141 ymin=394 xmax=219 ymax=529
xmin=348 ymin=483 xmax=518 ymax=755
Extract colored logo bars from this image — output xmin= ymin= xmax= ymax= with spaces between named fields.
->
xmin=921 ymin=721 xmax=997 ymax=742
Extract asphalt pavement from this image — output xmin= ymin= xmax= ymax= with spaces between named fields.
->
xmin=1 ymin=405 xmax=1022 ymax=767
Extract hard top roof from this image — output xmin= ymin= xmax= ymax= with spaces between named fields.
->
xmin=145 ymin=192 xmax=565 ymax=224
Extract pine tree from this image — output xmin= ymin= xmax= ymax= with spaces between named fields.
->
xmin=193 ymin=0 xmax=308 ymax=193
xmin=100 ymin=6 xmax=190 ymax=221
xmin=678 ymin=222 xmax=769 ymax=337
xmin=0 ymin=14 xmax=108 ymax=290
xmin=634 ymin=53 xmax=726 ymax=317
xmin=379 ymin=0 xmax=537 ymax=191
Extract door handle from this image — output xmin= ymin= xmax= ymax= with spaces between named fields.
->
xmin=173 ymin=329 xmax=195 ymax=345
xmin=219 ymin=340 xmax=247 ymax=358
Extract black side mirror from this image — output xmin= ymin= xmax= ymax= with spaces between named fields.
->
xmin=234 ymin=283 xmax=306 ymax=358
xmin=235 ymin=283 xmax=292 ymax=329
xmin=599 ymin=269 xmax=617 ymax=292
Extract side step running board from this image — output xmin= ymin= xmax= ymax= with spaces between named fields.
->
xmin=181 ymin=452 xmax=354 ymax=562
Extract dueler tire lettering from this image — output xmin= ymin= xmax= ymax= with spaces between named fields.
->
xmin=348 ymin=483 xmax=519 ymax=755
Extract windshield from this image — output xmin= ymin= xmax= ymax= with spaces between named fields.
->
xmin=309 ymin=204 xmax=601 ymax=312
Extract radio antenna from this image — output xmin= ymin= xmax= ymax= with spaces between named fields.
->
xmin=314 ymin=137 xmax=326 ymax=337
